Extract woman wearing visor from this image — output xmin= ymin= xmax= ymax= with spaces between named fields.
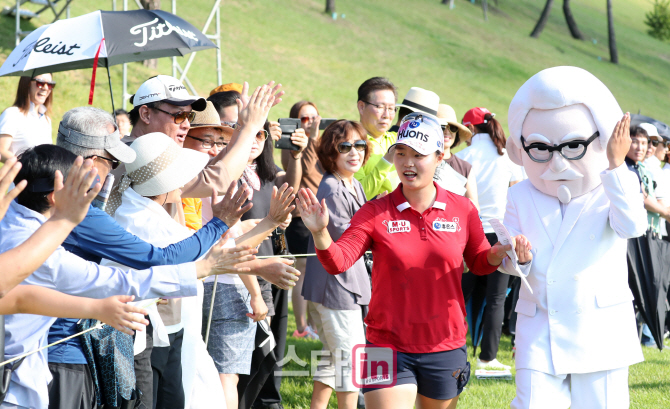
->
xmin=297 ymin=112 xmax=530 ymax=409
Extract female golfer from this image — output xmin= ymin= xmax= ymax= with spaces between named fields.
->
xmin=297 ymin=112 xmax=530 ymax=409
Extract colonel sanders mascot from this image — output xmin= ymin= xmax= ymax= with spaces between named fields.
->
xmin=499 ymin=66 xmax=648 ymax=409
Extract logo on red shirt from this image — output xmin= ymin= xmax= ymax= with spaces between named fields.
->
xmin=383 ymin=220 xmax=411 ymax=234
xmin=432 ymin=217 xmax=460 ymax=232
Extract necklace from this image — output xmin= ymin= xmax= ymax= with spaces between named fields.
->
xmin=333 ymin=171 xmax=357 ymax=197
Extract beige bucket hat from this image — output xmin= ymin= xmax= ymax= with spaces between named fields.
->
xmin=437 ymin=104 xmax=472 ymax=141
xmin=106 ymin=132 xmax=209 ymax=214
xmin=189 ymin=101 xmax=235 ymax=136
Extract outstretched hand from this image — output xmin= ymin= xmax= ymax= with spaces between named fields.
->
xmin=296 ymin=188 xmax=328 ymax=233
xmin=607 ymin=112 xmax=631 ymax=170
xmin=204 ymin=237 xmax=258 ymax=277
xmin=267 ymin=183 xmax=295 ymax=226
xmin=211 ymin=182 xmax=253 ymax=228
xmin=51 ymin=157 xmax=101 ymax=226
xmin=236 ymin=81 xmax=284 ymax=129
xmin=487 ymin=235 xmax=533 ymax=266
xmin=256 ymin=257 xmax=301 ymax=290
xmin=0 ymin=157 xmax=26 ymax=221
xmin=93 ymin=295 xmax=149 ymax=336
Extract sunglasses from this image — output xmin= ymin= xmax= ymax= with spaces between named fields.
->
xmin=221 ymin=121 xmax=238 ymax=129
xmin=441 ymin=124 xmax=460 ymax=134
xmin=300 ymin=116 xmax=316 ymax=124
xmin=32 ymin=79 xmax=56 ymax=90
xmin=256 ymin=130 xmax=269 ymax=141
xmin=151 ymin=106 xmax=196 ymax=125
xmin=649 ymin=139 xmax=660 ymax=147
xmin=86 ymin=155 xmax=121 ymax=170
xmin=338 ymin=140 xmax=367 ymax=154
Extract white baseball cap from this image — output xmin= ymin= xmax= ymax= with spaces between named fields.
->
xmin=391 ymin=112 xmax=444 ymax=155
xmin=130 ymin=75 xmax=207 ymax=111
xmin=639 ymin=123 xmax=661 ymax=139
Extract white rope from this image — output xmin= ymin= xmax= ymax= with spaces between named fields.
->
xmin=0 ymin=299 xmax=160 ymax=368
xmin=256 ymin=251 xmax=371 ymax=259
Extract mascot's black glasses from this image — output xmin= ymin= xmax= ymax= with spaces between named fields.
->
xmin=520 ymin=131 xmax=600 ymax=163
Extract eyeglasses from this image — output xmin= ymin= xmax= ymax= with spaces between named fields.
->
xmin=256 ymin=130 xmax=269 ymax=141
xmin=151 ymin=106 xmax=196 ymax=125
xmin=187 ymin=135 xmax=226 ymax=149
xmin=520 ymin=132 xmax=599 ymax=163
xmin=338 ymin=140 xmax=367 ymax=154
xmin=32 ymin=79 xmax=56 ymax=90
xmin=441 ymin=124 xmax=460 ymax=134
xmin=86 ymin=155 xmax=121 ymax=170
xmin=361 ymin=100 xmax=398 ymax=114
xmin=300 ymin=116 xmax=316 ymax=124
xmin=221 ymin=121 xmax=238 ymax=130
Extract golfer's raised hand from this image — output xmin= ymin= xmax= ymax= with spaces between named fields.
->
xmin=607 ymin=112 xmax=631 ymax=170
xmin=211 ymin=182 xmax=253 ymax=228
xmin=296 ymin=188 xmax=328 ymax=233
xmin=257 ymin=258 xmax=301 ymax=290
xmin=267 ymin=183 xmax=295 ymax=226
xmin=0 ymin=157 xmax=26 ymax=221
xmin=513 ymin=235 xmax=533 ymax=264
xmin=51 ymin=157 xmax=101 ymax=226
xmin=236 ymin=81 xmax=284 ymax=128
xmin=93 ymin=295 xmax=149 ymax=336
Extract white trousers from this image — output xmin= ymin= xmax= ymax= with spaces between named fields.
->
xmin=511 ymin=367 xmax=629 ymax=409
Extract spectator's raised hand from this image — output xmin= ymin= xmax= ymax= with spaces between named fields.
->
xmin=256 ymin=257 xmax=300 ymax=290
xmin=92 ymin=295 xmax=149 ymax=336
xmin=197 ymin=236 xmax=258 ymax=278
xmin=307 ymin=115 xmax=321 ymax=139
xmin=290 ymin=128 xmax=308 ymax=159
xmin=211 ymin=182 xmax=253 ymax=228
xmin=236 ymin=81 xmax=284 ymax=128
xmin=0 ymin=157 xmax=26 ymax=221
xmin=607 ymin=112 xmax=632 ymax=170
xmin=267 ymin=183 xmax=295 ymax=226
xmin=51 ymin=157 xmax=101 ymax=226
xmin=296 ymin=188 xmax=329 ymax=233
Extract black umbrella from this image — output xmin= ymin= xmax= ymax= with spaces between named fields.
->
xmin=0 ymin=9 xmax=216 ymax=109
xmin=631 ymin=114 xmax=670 ymax=140
xmin=627 ymin=230 xmax=670 ymax=350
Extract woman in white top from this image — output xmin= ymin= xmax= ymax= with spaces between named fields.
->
xmin=455 ymin=106 xmax=523 ymax=371
xmin=0 ymin=74 xmax=55 ymax=162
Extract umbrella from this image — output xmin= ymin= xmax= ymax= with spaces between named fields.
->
xmin=627 ymin=230 xmax=670 ymax=350
xmin=0 ymin=9 xmax=216 ymax=109
xmin=631 ymin=114 xmax=670 ymax=140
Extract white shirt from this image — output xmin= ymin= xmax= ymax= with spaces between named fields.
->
xmin=456 ymin=133 xmax=523 ymax=232
xmin=0 ymin=201 xmax=197 ymax=409
xmin=644 ymin=155 xmax=668 ymax=199
xmin=0 ymin=103 xmax=52 ymax=155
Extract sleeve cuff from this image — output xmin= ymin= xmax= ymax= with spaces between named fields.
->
xmin=378 ymin=157 xmax=394 ymax=170
xmin=176 ymin=263 xmax=199 ymax=298
xmin=207 ymin=217 xmax=229 ymax=232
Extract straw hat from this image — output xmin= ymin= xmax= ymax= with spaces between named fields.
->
xmin=397 ymin=87 xmax=440 ymax=116
xmin=436 ymin=104 xmax=472 ymax=141
xmin=106 ymin=133 xmax=209 ymax=214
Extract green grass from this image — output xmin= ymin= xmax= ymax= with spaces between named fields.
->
xmin=282 ymin=300 xmax=670 ymax=408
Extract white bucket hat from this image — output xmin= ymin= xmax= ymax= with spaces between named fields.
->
xmin=397 ymin=87 xmax=440 ymax=116
xmin=106 ymin=132 xmax=209 ymax=215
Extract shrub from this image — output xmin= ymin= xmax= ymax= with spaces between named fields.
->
xmin=645 ymin=0 xmax=670 ymax=41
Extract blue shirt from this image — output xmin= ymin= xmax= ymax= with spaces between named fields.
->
xmin=48 ymin=205 xmax=227 ymax=364
xmin=0 ymin=201 xmax=199 ymax=409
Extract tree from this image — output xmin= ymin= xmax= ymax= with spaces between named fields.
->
xmin=563 ymin=0 xmax=584 ymax=40
xmin=645 ymin=0 xmax=670 ymax=41
xmin=325 ymin=0 xmax=335 ymax=14
xmin=140 ymin=0 xmax=161 ymax=69
xmin=607 ymin=0 xmax=618 ymax=63
xmin=531 ymin=0 xmax=554 ymax=38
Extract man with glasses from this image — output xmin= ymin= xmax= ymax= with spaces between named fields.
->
xmin=354 ymin=77 xmax=400 ymax=198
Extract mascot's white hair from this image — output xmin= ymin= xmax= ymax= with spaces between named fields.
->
xmin=507 ymin=66 xmax=623 ymax=165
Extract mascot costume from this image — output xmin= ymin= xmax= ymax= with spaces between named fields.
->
xmin=500 ymin=66 xmax=648 ymax=408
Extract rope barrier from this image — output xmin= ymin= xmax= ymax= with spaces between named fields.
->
xmin=0 ymin=299 xmax=160 ymax=367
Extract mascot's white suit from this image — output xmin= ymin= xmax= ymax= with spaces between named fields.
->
xmin=499 ymin=66 xmax=648 ymax=409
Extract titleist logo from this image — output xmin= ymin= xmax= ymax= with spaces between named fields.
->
xmin=130 ymin=18 xmax=198 ymax=47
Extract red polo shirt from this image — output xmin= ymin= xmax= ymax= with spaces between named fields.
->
xmin=316 ymin=182 xmax=497 ymax=353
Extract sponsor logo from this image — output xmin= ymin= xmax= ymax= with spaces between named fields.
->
xmin=352 ymin=344 xmax=397 ymax=388
xmin=437 ymin=139 xmax=443 ymax=149
xmin=130 ymin=18 xmax=198 ymax=48
xmin=408 ymin=121 xmax=420 ymax=129
xmin=139 ymin=92 xmax=161 ymax=100
xmin=432 ymin=217 xmax=460 ymax=232
xmin=15 ymin=37 xmax=82 ymax=66
xmin=397 ymin=127 xmax=429 ymax=143
xmin=168 ymin=84 xmax=186 ymax=93
xmin=383 ymin=220 xmax=411 ymax=234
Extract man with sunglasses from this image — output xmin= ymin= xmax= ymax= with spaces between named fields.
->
xmin=502 ymin=67 xmax=647 ymax=409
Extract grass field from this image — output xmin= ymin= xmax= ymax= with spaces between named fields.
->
xmin=281 ymin=300 xmax=670 ymax=409
xmin=0 ymin=0 xmax=669 ymax=407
